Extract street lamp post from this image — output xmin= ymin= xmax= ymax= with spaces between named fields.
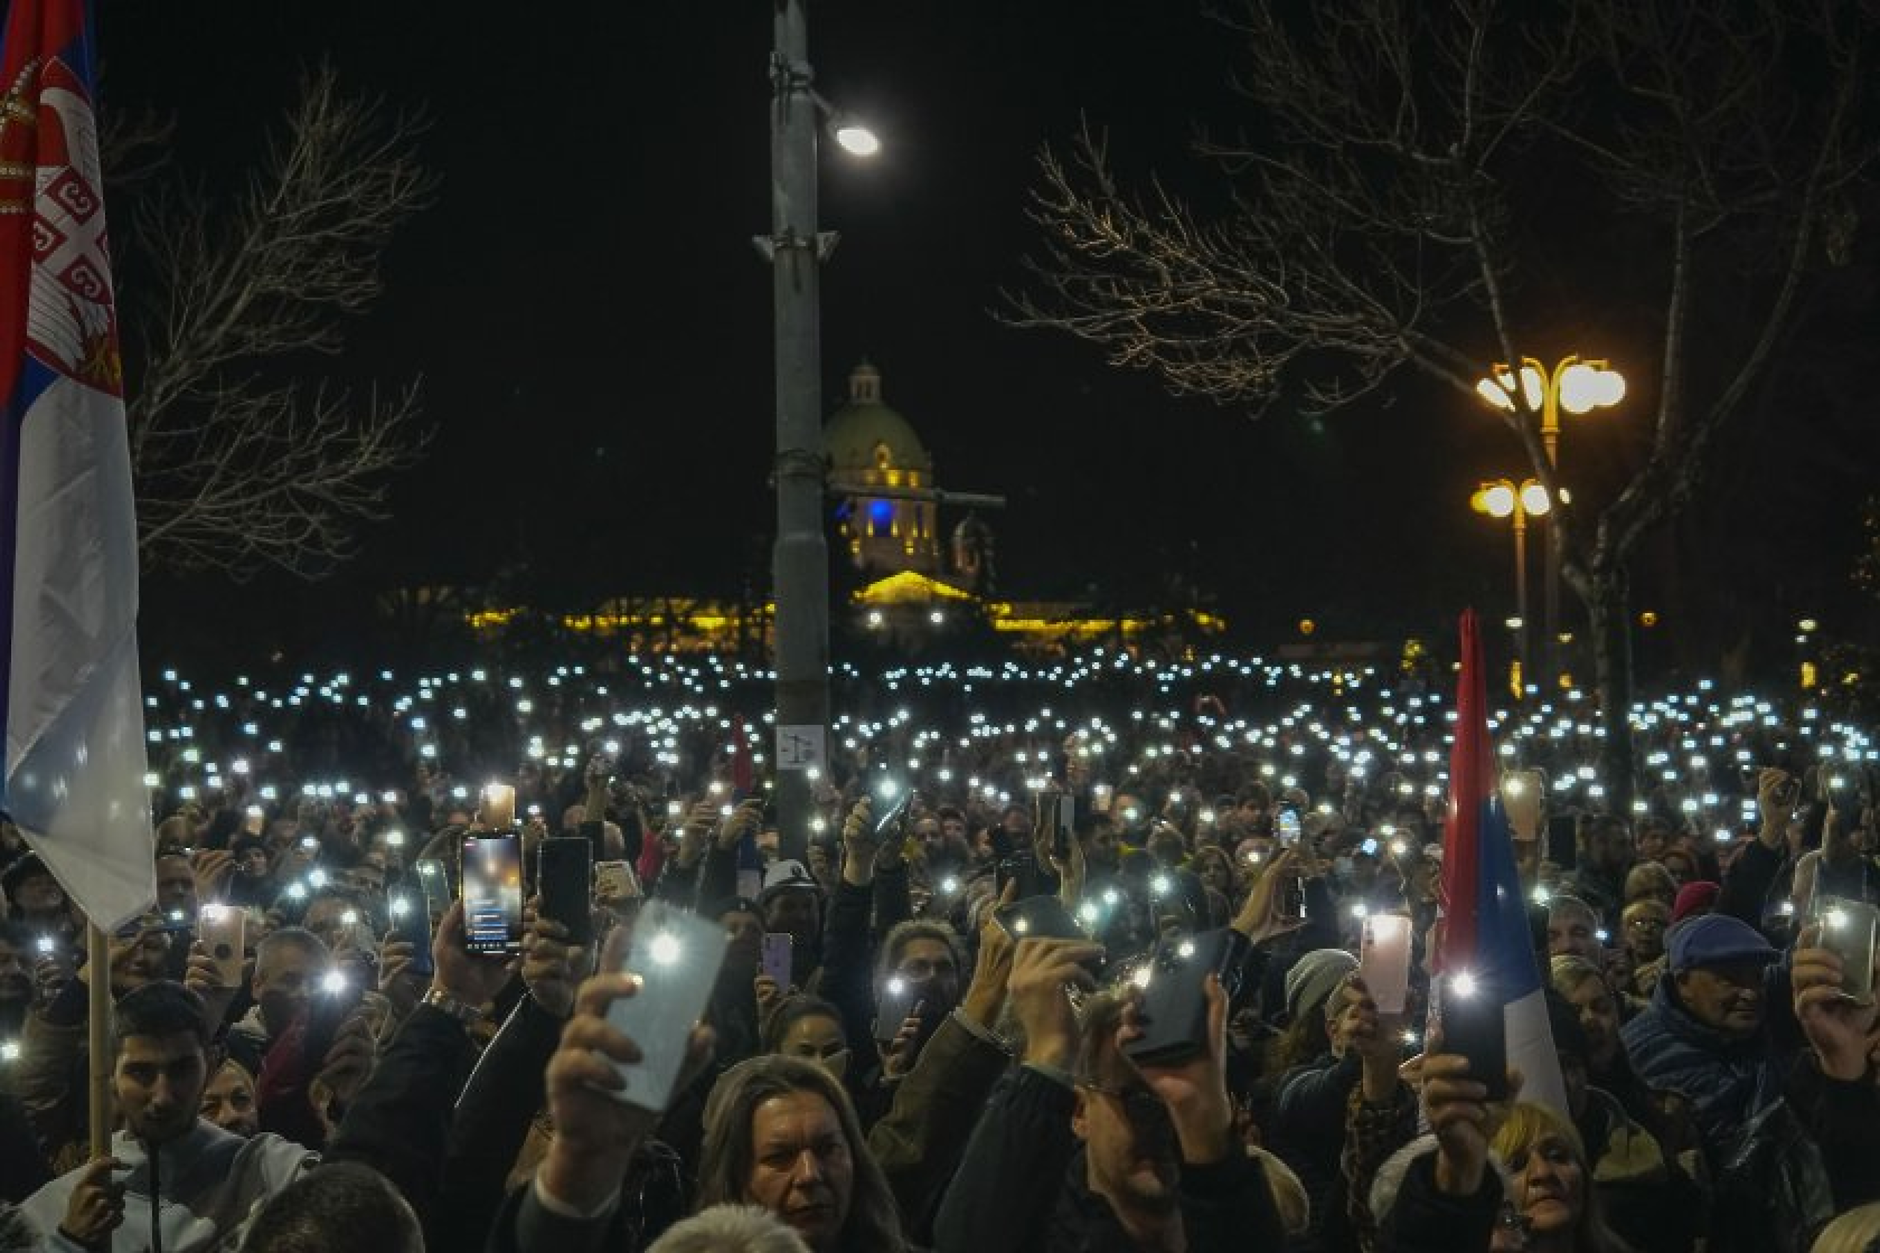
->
xmin=1475 ymin=356 xmax=1624 ymax=686
xmin=1471 ymin=479 xmax=1552 ymax=695
xmin=762 ymin=0 xmax=877 ymax=864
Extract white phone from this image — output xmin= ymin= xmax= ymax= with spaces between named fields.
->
xmin=197 ymin=905 xmax=247 ymax=989
xmin=604 ymin=901 xmax=728 ymax=1114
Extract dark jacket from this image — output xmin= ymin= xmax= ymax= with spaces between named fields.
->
xmin=1271 ymin=1051 xmax=1363 ymax=1253
xmin=1716 ymin=839 xmax=1787 ymax=930
xmin=1619 ymin=972 xmax=1792 ymax=1146
xmin=1372 ymin=1143 xmax=1502 ymax=1253
xmin=867 ymin=1010 xmax=1013 ymax=1243
xmin=932 ymin=1064 xmax=1287 ymax=1253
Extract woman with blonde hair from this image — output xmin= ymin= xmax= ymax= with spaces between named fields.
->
xmin=1490 ymin=1102 xmax=1633 ymax=1253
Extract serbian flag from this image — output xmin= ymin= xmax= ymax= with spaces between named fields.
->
xmin=1435 ymin=609 xmax=1566 ymax=1111
xmin=0 ymin=0 xmax=154 ymax=930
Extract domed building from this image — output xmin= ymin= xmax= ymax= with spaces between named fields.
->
xmin=824 ymin=362 xmax=941 ymax=577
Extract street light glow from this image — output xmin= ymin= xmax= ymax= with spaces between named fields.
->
xmin=834 ymin=121 xmax=881 ymax=157
xmin=1557 ymin=362 xmax=1625 ymax=413
xmin=1519 ymin=482 xmax=1551 ymax=516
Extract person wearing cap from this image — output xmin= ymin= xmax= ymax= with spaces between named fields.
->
xmin=1266 ymin=949 xmax=1361 ymax=1252
xmin=1620 ymin=913 xmax=1792 ymax=1144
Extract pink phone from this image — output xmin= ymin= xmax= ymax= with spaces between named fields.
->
xmin=197 ymin=905 xmax=247 ymax=989
xmin=761 ymin=933 xmax=793 ymax=988
xmin=1359 ymin=913 xmax=1413 ymax=1014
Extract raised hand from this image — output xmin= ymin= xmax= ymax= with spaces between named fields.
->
xmin=1008 ymin=936 xmax=1103 ymax=1070
xmin=1793 ymin=923 xmax=1880 ymax=1081
xmin=1119 ymin=973 xmax=1235 ymax=1165
xmin=1231 ymin=847 xmax=1308 ymax=946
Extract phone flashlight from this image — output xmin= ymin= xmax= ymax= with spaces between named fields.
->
xmin=300 ymin=836 xmax=318 ymax=851
xmin=321 ymin=970 xmax=349 ymax=995
xmin=667 ymin=801 xmax=683 ymax=818
xmin=647 ymin=931 xmax=683 ymax=967
xmin=385 ymin=830 xmax=406 ymax=848
xmin=246 ymin=805 xmax=264 ymax=819
xmin=0 ymin=1041 xmax=19 ymax=1063
xmin=390 ymin=896 xmax=410 ymax=918
xmin=35 ymin=935 xmax=55 ymax=955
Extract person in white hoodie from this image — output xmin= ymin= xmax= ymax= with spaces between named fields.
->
xmin=19 ymin=981 xmax=315 ymax=1252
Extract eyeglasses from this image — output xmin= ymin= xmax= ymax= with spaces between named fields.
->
xmin=896 ymin=958 xmax=957 ymax=980
xmin=1078 ymin=1079 xmax=1169 ymax=1123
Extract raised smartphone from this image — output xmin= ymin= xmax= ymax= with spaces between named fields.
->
xmin=461 ymin=833 xmax=524 ymax=956
xmin=874 ymin=976 xmax=923 ymax=1045
xmin=538 ymin=837 xmax=595 ymax=946
xmin=602 ymin=901 xmax=728 ymax=1114
xmin=994 ymin=894 xmax=1087 ymax=942
xmin=1817 ymin=895 xmax=1878 ymax=1005
xmin=390 ymin=895 xmax=435 ymax=981
xmin=760 ymin=933 xmax=794 ymax=988
xmin=196 ymin=904 xmax=246 ymax=989
xmin=1359 ymin=913 xmax=1413 ymax=1015
xmin=1438 ymin=973 xmax=1509 ymax=1100
xmin=414 ymin=858 xmax=452 ymax=920
xmin=1124 ymin=927 xmax=1250 ymax=1068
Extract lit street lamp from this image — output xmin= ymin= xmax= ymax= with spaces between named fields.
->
xmin=1471 ymin=478 xmax=1552 ymax=694
xmin=1475 ymin=355 xmax=1624 ymax=685
xmin=762 ymin=0 xmax=877 ymax=863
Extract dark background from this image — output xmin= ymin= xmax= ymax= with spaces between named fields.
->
xmin=98 ymin=2 xmax=1880 ymax=678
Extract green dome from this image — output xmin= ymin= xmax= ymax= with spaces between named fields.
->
xmin=824 ymin=362 xmax=932 ymax=472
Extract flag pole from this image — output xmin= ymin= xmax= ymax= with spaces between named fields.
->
xmin=86 ymin=922 xmax=112 ymax=1158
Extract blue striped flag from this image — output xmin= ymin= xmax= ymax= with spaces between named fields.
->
xmin=1 ymin=0 xmax=153 ymax=930
xmin=1436 ymin=608 xmax=1566 ymax=1111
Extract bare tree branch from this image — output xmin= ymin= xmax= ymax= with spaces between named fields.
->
xmin=1005 ymin=0 xmax=1874 ymax=809
xmin=113 ymin=63 xmax=436 ymax=580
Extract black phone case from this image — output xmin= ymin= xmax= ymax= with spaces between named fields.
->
xmin=396 ymin=906 xmax=435 ymax=980
xmin=874 ymin=983 xmax=921 ymax=1044
xmin=539 ymin=837 xmax=594 ymax=946
xmin=995 ymin=894 xmax=1085 ymax=942
xmin=1123 ymin=927 xmax=1248 ymax=1068
xmin=1546 ymin=815 xmax=1578 ymax=870
xmin=1441 ymin=981 xmax=1510 ymax=1100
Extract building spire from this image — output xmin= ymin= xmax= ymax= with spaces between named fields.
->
xmin=848 ymin=359 xmax=881 ymax=404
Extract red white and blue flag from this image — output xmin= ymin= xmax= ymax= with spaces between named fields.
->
xmin=0 ymin=0 xmax=153 ymax=929
xmin=1436 ymin=609 xmax=1566 ymax=1111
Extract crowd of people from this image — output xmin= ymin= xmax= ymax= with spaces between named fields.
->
xmin=1 ymin=649 xmax=1878 ymax=1252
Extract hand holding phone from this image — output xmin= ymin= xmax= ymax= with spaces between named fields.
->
xmin=1813 ymin=897 xmax=1878 ymax=1006
xmin=197 ymin=905 xmax=247 ymax=988
xmin=602 ymin=901 xmax=728 ymax=1114
xmin=1123 ymin=927 xmax=1250 ymax=1068
xmin=539 ymin=838 xmax=595 ymax=947
xmin=760 ymin=933 xmax=794 ymax=988
xmin=462 ymin=834 xmax=525 ymax=956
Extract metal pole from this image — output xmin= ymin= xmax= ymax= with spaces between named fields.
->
xmin=1540 ymin=370 xmax=1561 ymax=689
xmin=768 ymin=0 xmax=829 ymax=866
xmin=87 ymin=922 xmax=113 ymax=1157
xmin=1513 ymin=509 xmax=1530 ymax=695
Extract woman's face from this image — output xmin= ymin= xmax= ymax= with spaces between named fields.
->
xmin=1565 ymin=976 xmax=1621 ymax=1071
xmin=1507 ymin=1132 xmax=1585 ymax=1236
xmin=779 ymin=1011 xmax=850 ymax=1079
xmin=1197 ymin=853 xmax=1232 ymax=896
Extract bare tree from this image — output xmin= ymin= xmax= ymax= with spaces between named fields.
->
xmin=1006 ymin=0 xmax=1872 ymax=809
xmin=115 ymin=64 xmax=436 ymax=580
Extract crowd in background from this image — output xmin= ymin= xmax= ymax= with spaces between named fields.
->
xmin=1 ymin=650 xmax=1878 ymax=1252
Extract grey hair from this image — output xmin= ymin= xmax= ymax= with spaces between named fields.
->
xmin=646 ymin=1205 xmax=811 ymax=1253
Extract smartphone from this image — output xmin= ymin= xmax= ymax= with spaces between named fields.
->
xmin=1124 ymin=927 xmax=1250 ymax=1068
xmin=1816 ymin=896 xmax=1878 ymax=1005
xmin=1037 ymin=792 xmax=1071 ymax=862
xmin=1438 ymin=973 xmax=1509 ymax=1100
xmin=461 ymin=834 xmax=524 ymax=956
xmin=1546 ymin=815 xmax=1578 ymax=870
xmin=874 ymin=789 xmax=913 ymax=840
xmin=303 ymin=971 xmax=365 ymax=1069
xmin=1358 ymin=913 xmax=1413 ymax=1015
xmin=1092 ymin=783 xmax=1114 ymax=814
xmin=760 ymin=933 xmax=794 ymax=988
xmin=594 ymin=860 xmax=639 ymax=902
xmin=538 ymin=837 xmax=595 ymax=946
xmin=603 ymin=900 xmax=728 ymax=1114
xmin=1275 ymin=806 xmax=1302 ymax=847
xmin=390 ymin=895 xmax=435 ymax=981
xmin=196 ymin=905 xmax=246 ymax=988
xmin=874 ymin=976 xmax=923 ymax=1045
xmin=995 ymin=854 xmax=1051 ymax=900
xmin=414 ymin=858 xmax=451 ymax=921
xmin=995 ymin=893 xmax=1085 ymax=942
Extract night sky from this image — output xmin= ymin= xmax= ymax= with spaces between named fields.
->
xmin=98 ymin=2 xmax=1879 ymax=674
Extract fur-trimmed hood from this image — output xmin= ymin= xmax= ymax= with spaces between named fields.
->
xmin=1368 ymin=1133 xmax=1516 ymax=1226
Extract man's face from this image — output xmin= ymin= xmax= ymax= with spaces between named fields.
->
xmin=1081 ymin=823 xmax=1121 ymax=873
xmin=13 ymin=871 xmax=62 ymax=915
xmin=1589 ymin=830 xmax=1632 ymax=873
xmin=1547 ymin=909 xmax=1603 ymax=965
xmin=302 ymin=898 xmax=354 ymax=954
xmin=341 ymin=860 xmax=386 ymax=901
xmin=1675 ymin=963 xmax=1767 ymax=1039
xmin=765 ymin=892 xmax=819 ymax=949
xmin=116 ymin=1031 xmax=208 ymax=1145
xmin=0 ymin=936 xmax=29 ymax=1003
xmin=745 ymin=1090 xmax=853 ymax=1251
xmin=1073 ymin=1042 xmax=1179 ymax=1213
xmin=199 ymin=1061 xmax=258 ymax=1137
xmin=1622 ymin=905 xmax=1669 ymax=961
xmin=115 ymin=927 xmax=174 ymax=997
xmin=238 ymin=847 xmax=270 ymax=878
xmin=940 ymin=814 xmax=967 ymax=846
xmin=890 ymin=936 xmax=960 ymax=1015
xmin=252 ymin=942 xmax=328 ymax=1037
xmin=155 ymin=856 xmax=197 ymax=917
